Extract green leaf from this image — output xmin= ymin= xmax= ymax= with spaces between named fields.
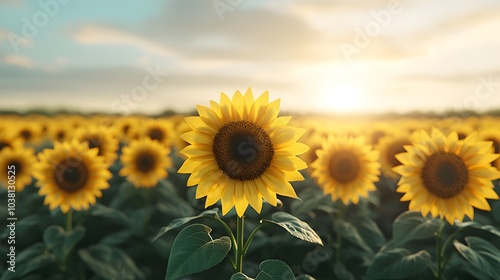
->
xmin=296 ymin=275 xmax=316 ymax=280
xmin=365 ymin=248 xmax=432 ymax=280
xmin=78 ymin=244 xmax=145 ymax=280
xmin=156 ymin=180 xmax=195 ymax=217
xmin=255 ymin=259 xmax=295 ymax=280
xmin=455 ymin=221 xmax=500 ymax=238
xmin=354 ymin=217 xmax=386 ymax=252
xmin=333 ymin=261 xmax=354 ymax=280
xmin=334 ymin=220 xmax=373 ymax=254
xmin=231 ymin=273 xmax=254 ymax=280
xmin=153 ymin=208 xmax=220 ymax=242
xmin=1 ymin=254 xmax=55 ymax=280
xmin=165 ymin=224 xmax=231 ymax=280
xmin=43 ymin=225 xmax=85 ymax=261
xmin=89 ymin=203 xmax=130 ymax=225
xmin=262 ymin=212 xmax=323 ymax=246
xmin=291 ymin=188 xmax=334 ymax=216
xmin=392 ymin=211 xmax=443 ymax=246
xmin=453 ymin=238 xmax=500 ymax=280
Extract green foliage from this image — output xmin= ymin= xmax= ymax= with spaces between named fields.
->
xmin=165 ymin=224 xmax=231 ymax=280
xmin=392 ymin=211 xmax=444 ymax=246
xmin=453 ymin=237 xmax=500 ymax=280
xmin=43 ymin=226 xmax=85 ymax=262
xmin=230 ymin=260 xmax=295 ymax=280
xmin=262 ymin=212 xmax=323 ymax=246
xmin=365 ymin=248 xmax=432 ymax=280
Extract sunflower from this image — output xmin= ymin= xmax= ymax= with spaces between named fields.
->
xmin=0 ymin=131 xmax=23 ymax=153
xmin=311 ymin=135 xmax=380 ymax=205
xmin=114 ymin=116 xmax=140 ymax=143
xmin=119 ymin=138 xmax=172 ymax=188
xmin=376 ymin=132 xmax=412 ymax=179
xmin=477 ymin=127 xmax=500 ymax=170
xmin=14 ymin=120 xmax=43 ymax=146
xmin=47 ymin=118 xmax=73 ymax=143
xmin=393 ymin=128 xmax=500 ymax=224
xmin=75 ymin=126 xmax=119 ymax=167
xmin=33 ymin=140 xmax=112 ymax=213
xmin=178 ymin=88 xmax=309 ymax=217
xmin=0 ymin=145 xmax=37 ymax=191
xmin=141 ymin=118 xmax=174 ymax=147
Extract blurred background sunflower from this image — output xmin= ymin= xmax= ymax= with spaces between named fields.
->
xmin=311 ymin=135 xmax=381 ymax=205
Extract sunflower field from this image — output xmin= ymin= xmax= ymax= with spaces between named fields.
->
xmin=1 ymin=89 xmax=500 ymax=280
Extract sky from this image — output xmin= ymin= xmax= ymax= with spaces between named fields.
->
xmin=1 ymin=0 xmax=500 ymax=115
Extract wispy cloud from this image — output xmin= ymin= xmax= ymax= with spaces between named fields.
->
xmin=2 ymin=54 xmax=35 ymax=68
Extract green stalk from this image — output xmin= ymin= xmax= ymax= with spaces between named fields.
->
xmin=335 ymin=201 xmax=345 ymax=263
xmin=66 ymin=209 xmax=73 ymax=232
xmin=235 ymin=215 xmax=245 ymax=273
xmin=434 ymin=221 xmax=446 ymax=280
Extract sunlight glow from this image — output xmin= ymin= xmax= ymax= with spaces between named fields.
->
xmin=318 ymin=81 xmax=365 ymax=113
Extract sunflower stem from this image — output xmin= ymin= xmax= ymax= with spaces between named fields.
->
xmin=434 ymin=220 xmax=446 ymax=280
xmin=335 ymin=201 xmax=346 ymax=263
xmin=235 ymin=215 xmax=245 ymax=273
xmin=66 ymin=209 xmax=73 ymax=232
xmin=243 ymin=223 xmax=264 ymax=256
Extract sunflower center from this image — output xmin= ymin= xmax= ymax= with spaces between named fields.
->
xmin=149 ymin=128 xmax=164 ymax=142
xmin=54 ymin=159 xmax=89 ymax=193
xmin=56 ymin=131 xmax=65 ymax=141
xmin=213 ymin=121 xmax=274 ymax=181
xmin=0 ymin=141 xmax=9 ymax=151
xmin=8 ymin=160 xmax=22 ymax=175
xmin=421 ymin=152 xmax=468 ymax=198
xmin=20 ymin=130 xmax=31 ymax=141
xmin=122 ymin=125 xmax=130 ymax=134
xmin=136 ymin=152 xmax=156 ymax=172
xmin=86 ymin=136 xmax=103 ymax=156
xmin=387 ymin=140 xmax=409 ymax=167
xmin=486 ymin=138 xmax=500 ymax=154
xmin=329 ymin=150 xmax=360 ymax=183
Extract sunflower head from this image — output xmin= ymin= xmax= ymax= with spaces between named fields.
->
xmin=33 ymin=140 xmax=112 ymax=213
xmin=119 ymin=138 xmax=172 ymax=188
xmin=75 ymin=126 xmax=119 ymax=167
xmin=141 ymin=119 xmax=174 ymax=147
xmin=178 ymin=88 xmax=309 ymax=217
xmin=311 ymin=135 xmax=380 ymax=205
xmin=376 ymin=131 xmax=412 ymax=179
xmin=0 ymin=145 xmax=37 ymax=191
xmin=393 ymin=128 xmax=500 ymax=224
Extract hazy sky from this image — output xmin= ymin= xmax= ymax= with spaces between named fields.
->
xmin=1 ymin=0 xmax=500 ymax=115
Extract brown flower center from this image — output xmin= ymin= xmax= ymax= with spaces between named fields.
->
xmin=0 ymin=141 xmax=10 ymax=151
xmin=20 ymin=129 xmax=32 ymax=141
xmin=54 ymin=158 xmax=89 ymax=192
xmin=136 ymin=152 xmax=156 ymax=172
xmin=329 ymin=150 xmax=360 ymax=183
xmin=148 ymin=128 xmax=165 ymax=142
xmin=387 ymin=140 xmax=410 ymax=167
xmin=486 ymin=137 xmax=500 ymax=154
xmin=213 ymin=121 xmax=274 ymax=181
xmin=421 ymin=152 xmax=468 ymax=198
xmin=86 ymin=136 xmax=103 ymax=156
xmin=8 ymin=160 xmax=22 ymax=175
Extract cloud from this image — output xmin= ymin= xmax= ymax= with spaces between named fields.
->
xmin=72 ymin=24 xmax=174 ymax=57
xmin=2 ymin=54 xmax=35 ymax=68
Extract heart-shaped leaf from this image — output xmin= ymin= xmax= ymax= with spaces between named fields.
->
xmin=262 ymin=212 xmax=323 ymax=246
xmin=231 ymin=272 xmax=254 ymax=280
xmin=165 ymin=223 xmax=231 ymax=280
xmin=154 ymin=208 xmax=220 ymax=242
xmin=43 ymin=225 xmax=85 ymax=261
xmin=89 ymin=203 xmax=130 ymax=225
xmin=365 ymin=248 xmax=432 ymax=280
xmin=256 ymin=259 xmax=295 ymax=280
xmin=392 ymin=211 xmax=443 ymax=246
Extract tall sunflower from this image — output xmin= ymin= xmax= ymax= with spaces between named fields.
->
xmin=119 ymin=138 xmax=172 ymax=188
xmin=311 ymin=135 xmax=380 ymax=205
xmin=33 ymin=140 xmax=112 ymax=213
xmin=0 ymin=145 xmax=37 ymax=191
xmin=393 ymin=128 xmax=500 ymax=224
xmin=178 ymin=88 xmax=308 ymax=217
xmin=478 ymin=127 xmax=500 ymax=170
xmin=141 ymin=118 xmax=174 ymax=147
xmin=75 ymin=126 xmax=119 ymax=167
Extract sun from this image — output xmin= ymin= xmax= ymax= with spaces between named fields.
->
xmin=318 ymin=81 xmax=364 ymax=113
